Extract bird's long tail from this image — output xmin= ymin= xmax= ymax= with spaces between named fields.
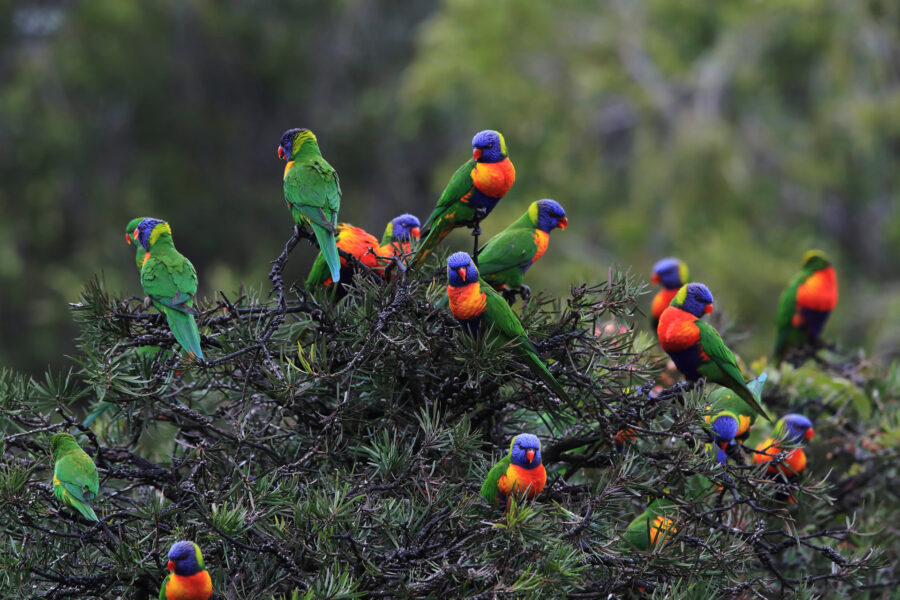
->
xmin=163 ymin=306 xmax=204 ymax=361
xmin=72 ymin=497 xmax=99 ymax=522
xmin=312 ymin=224 xmax=341 ymax=283
xmin=412 ymin=223 xmax=450 ymax=268
xmin=524 ymin=350 xmax=571 ymax=403
xmin=738 ymin=372 xmax=770 ymax=422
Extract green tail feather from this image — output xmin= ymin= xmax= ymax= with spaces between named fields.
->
xmin=163 ymin=306 xmax=204 ymax=361
xmin=412 ymin=223 xmax=450 ymax=268
xmin=82 ymin=401 xmax=114 ymax=427
xmin=71 ymin=498 xmax=99 ymax=522
xmin=306 ymin=253 xmax=332 ymax=289
xmin=311 ymin=224 xmax=341 ymax=283
xmin=735 ymin=373 xmax=770 ymax=422
xmin=524 ymin=350 xmax=570 ymax=402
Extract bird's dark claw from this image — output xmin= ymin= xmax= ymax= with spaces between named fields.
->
xmin=519 ymin=284 xmax=532 ymax=301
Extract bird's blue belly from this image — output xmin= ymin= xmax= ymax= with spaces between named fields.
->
xmin=799 ymin=308 xmax=830 ymax=340
xmin=459 ymin=316 xmax=482 ymax=338
xmin=669 ymin=343 xmax=704 ymax=381
xmin=469 ymin=188 xmax=502 ymax=215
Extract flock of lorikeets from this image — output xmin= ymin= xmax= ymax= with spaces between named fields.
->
xmin=48 ymin=128 xmax=839 ymax=597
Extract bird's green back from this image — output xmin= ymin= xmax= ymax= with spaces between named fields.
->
xmin=141 ymin=248 xmax=198 ymax=310
xmin=480 ymin=454 xmax=511 ymax=503
xmin=476 ymin=213 xmax=536 ymax=278
xmin=284 ymin=152 xmax=341 ymax=230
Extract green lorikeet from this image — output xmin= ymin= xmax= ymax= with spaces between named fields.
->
xmin=657 ymin=283 xmax=770 ymax=422
xmin=50 ymin=433 xmax=99 ymax=522
xmin=774 ymin=250 xmax=838 ymax=365
xmin=650 ymin=257 xmax=689 ymax=333
xmin=128 ymin=218 xmax=204 ymax=361
xmin=476 ymin=199 xmax=567 ymax=294
xmin=413 ymin=130 xmax=516 ymax=267
xmin=159 ymin=540 xmax=213 ymax=600
xmin=278 ymin=128 xmax=342 ymax=283
xmin=623 ymin=498 xmax=677 ymax=550
xmin=480 ymin=433 xmax=546 ymax=505
xmin=446 ymin=252 xmax=570 ymax=402
xmin=125 ymin=216 xmax=152 ymax=270
xmin=707 ymin=373 xmax=767 ymax=442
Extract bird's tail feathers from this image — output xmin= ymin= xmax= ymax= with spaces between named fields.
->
xmin=525 ymin=350 xmax=570 ymax=403
xmin=312 ymin=225 xmax=341 ymax=283
xmin=164 ymin=306 xmax=204 ymax=361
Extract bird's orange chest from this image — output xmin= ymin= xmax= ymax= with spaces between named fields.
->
xmin=470 ymin=158 xmax=516 ymax=198
xmin=447 ymin=284 xmax=487 ymax=320
xmin=531 ymin=230 xmax=549 ymax=264
xmin=165 ymin=570 xmax=212 ymax=600
xmin=336 ymin=225 xmax=381 ymax=269
xmin=498 ymin=463 xmax=546 ymax=498
xmin=651 ymin=288 xmax=679 ymax=319
xmin=796 ymin=267 xmax=838 ymax=312
xmin=657 ymin=308 xmax=700 ymax=351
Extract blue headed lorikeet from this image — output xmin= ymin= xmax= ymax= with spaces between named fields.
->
xmin=476 ymin=199 xmax=567 ymax=296
xmin=278 ymin=128 xmax=342 ymax=283
xmin=706 ymin=373 xmax=767 ymax=443
xmin=480 ymin=433 xmax=546 ymax=506
xmin=704 ymin=410 xmax=740 ymax=465
xmin=754 ymin=413 xmax=814 ymax=479
xmin=376 ymin=213 xmax=421 ymax=275
xmin=159 ymin=540 xmax=212 ymax=600
xmin=446 ymin=252 xmax=570 ymax=402
xmin=413 ymin=130 xmax=516 ymax=267
xmin=774 ymin=250 xmax=838 ymax=365
xmin=127 ymin=218 xmax=204 ymax=361
xmin=50 ymin=433 xmax=99 ymax=522
xmin=623 ymin=498 xmax=677 ymax=550
xmin=650 ymin=257 xmax=689 ymax=333
xmin=657 ymin=283 xmax=770 ymax=422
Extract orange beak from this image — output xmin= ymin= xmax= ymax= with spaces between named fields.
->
xmin=526 ymin=449 xmax=535 ymax=463
xmin=651 ymin=273 xmax=660 ymax=284
xmin=277 ymin=145 xmax=286 ymax=160
xmin=457 ymin=267 xmax=467 ymax=281
xmin=167 ymin=561 xmax=175 ymax=573
xmin=473 ymin=148 xmax=482 ymax=161
xmin=557 ymin=217 xmax=568 ymax=230
xmin=411 ymin=227 xmax=421 ymax=240
xmin=704 ymin=304 xmax=714 ymax=314
xmin=804 ymin=428 xmax=815 ymax=440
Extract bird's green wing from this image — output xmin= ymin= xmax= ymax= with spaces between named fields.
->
xmin=476 ymin=225 xmax=536 ymax=277
xmin=422 ymin=159 xmax=476 ymax=231
xmin=480 ymin=455 xmax=511 ymax=503
xmin=774 ymin=272 xmax=804 ymax=361
xmin=697 ymin=321 xmax=770 ymax=422
xmin=159 ymin=573 xmax=172 ymax=600
xmin=141 ymin=253 xmax=198 ymax=312
xmin=55 ymin=453 xmax=99 ymax=503
xmin=284 ymin=157 xmax=341 ymax=230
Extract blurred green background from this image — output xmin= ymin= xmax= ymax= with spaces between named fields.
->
xmin=1 ymin=0 xmax=899 ymax=375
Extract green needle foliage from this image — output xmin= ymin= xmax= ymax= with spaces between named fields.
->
xmin=0 ymin=230 xmax=898 ymax=599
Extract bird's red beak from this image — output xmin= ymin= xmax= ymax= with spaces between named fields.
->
xmin=411 ymin=227 xmax=421 ymax=240
xmin=457 ymin=267 xmax=467 ymax=281
xmin=704 ymin=304 xmax=714 ymax=314
xmin=167 ymin=561 xmax=175 ymax=573
xmin=557 ymin=217 xmax=568 ymax=230
xmin=651 ymin=273 xmax=660 ymax=284
xmin=526 ymin=449 xmax=535 ymax=463
xmin=125 ymin=233 xmax=131 ymax=245
xmin=805 ymin=428 xmax=815 ymax=440
xmin=473 ymin=148 xmax=482 ymax=161
xmin=277 ymin=145 xmax=286 ymax=160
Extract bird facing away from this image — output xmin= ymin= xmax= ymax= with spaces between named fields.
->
xmin=774 ymin=250 xmax=838 ymax=364
xmin=127 ymin=218 xmax=204 ymax=361
xmin=650 ymin=257 xmax=689 ymax=333
xmin=306 ymin=222 xmax=381 ymax=290
xmin=657 ymin=283 xmax=770 ymax=422
xmin=476 ymin=199 xmax=568 ymax=292
xmin=278 ymin=128 xmax=342 ymax=283
xmin=414 ymin=130 xmax=516 ymax=267
xmin=50 ymin=433 xmax=99 ymax=522
xmin=159 ymin=540 xmax=213 ymax=600
xmin=445 ymin=252 xmax=570 ymax=402
xmin=480 ymin=433 xmax=546 ymax=506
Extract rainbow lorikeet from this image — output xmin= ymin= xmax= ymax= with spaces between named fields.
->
xmin=480 ymin=433 xmax=546 ymax=506
xmin=774 ymin=250 xmax=838 ymax=365
xmin=446 ymin=252 xmax=570 ymax=402
xmin=413 ymin=130 xmax=516 ymax=267
xmin=475 ymin=199 xmax=567 ymax=296
xmin=125 ymin=216 xmax=152 ymax=271
xmin=306 ymin=223 xmax=381 ymax=290
xmin=706 ymin=373 xmax=767 ymax=442
xmin=657 ymin=283 xmax=770 ymax=423
xmin=127 ymin=218 xmax=204 ymax=361
xmin=376 ymin=213 xmax=421 ymax=276
xmin=278 ymin=128 xmax=341 ymax=283
xmin=50 ymin=433 xmax=99 ymax=522
xmin=623 ymin=498 xmax=677 ymax=550
xmin=650 ymin=257 xmax=689 ymax=333
xmin=754 ymin=413 xmax=814 ymax=479
xmin=159 ymin=540 xmax=212 ymax=600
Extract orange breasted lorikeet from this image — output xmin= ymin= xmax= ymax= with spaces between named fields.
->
xmin=413 ymin=130 xmax=516 ymax=267
xmin=376 ymin=213 xmax=421 ymax=275
xmin=446 ymin=252 xmax=570 ymax=401
xmin=774 ymin=250 xmax=838 ymax=365
xmin=754 ymin=413 xmax=814 ymax=479
xmin=706 ymin=373 xmax=767 ymax=443
xmin=480 ymin=433 xmax=546 ymax=506
xmin=278 ymin=128 xmax=341 ymax=283
xmin=657 ymin=283 xmax=770 ymax=422
xmin=650 ymin=257 xmax=689 ymax=333
xmin=50 ymin=433 xmax=99 ymax=522
xmin=475 ymin=199 xmax=567 ymax=296
xmin=306 ymin=223 xmax=381 ymax=290
xmin=623 ymin=498 xmax=677 ymax=550
xmin=159 ymin=540 xmax=212 ymax=600
xmin=127 ymin=218 xmax=204 ymax=361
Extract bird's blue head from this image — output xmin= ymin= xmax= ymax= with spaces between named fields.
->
xmin=708 ymin=411 xmax=739 ymax=448
xmin=277 ymin=127 xmax=316 ymax=161
xmin=471 ymin=130 xmax=508 ymax=163
xmin=529 ymin=199 xmax=568 ymax=233
xmin=672 ymin=283 xmax=714 ymax=318
xmin=776 ymin=414 xmax=814 ymax=445
xmin=389 ymin=213 xmax=421 ymax=243
xmin=509 ymin=433 xmax=542 ymax=469
xmin=652 ymin=257 xmax=689 ymax=290
xmin=127 ymin=218 xmax=170 ymax=251
xmin=167 ymin=540 xmax=205 ymax=576
xmin=447 ymin=252 xmax=479 ymax=287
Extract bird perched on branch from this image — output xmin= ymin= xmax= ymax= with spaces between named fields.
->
xmin=707 ymin=373 xmax=767 ymax=443
xmin=446 ymin=252 xmax=570 ymax=401
xmin=414 ymin=130 xmax=515 ymax=267
xmin=377 ymin=213 xmax=421 ymax=275
xmin=278 ymin=128 xmax=342 ymax=283
xmin=127 ymin=218 xmax=204 ymax=361
xmin=657 ymin=283 xmax=770 ymax=422
xmin=650 ymin=257 xmax=689 ymax=333
xmin=50 ymin=433 xmax=99 ymax=522
xmin=306 ymin=223 xmax=381 ymax=290
xmin=754 ymin=413 xmax=814 ymax=478
xmin=774 ymin=250 xmax=838 ymax=365
xmin=624 ymin=498 xmax=677 ymax=550
xmin=705 ymin=410 xmax=740 ymax=465
xmin=159 ymin=540 xmax=213 ymax=600
xmin=475 ymin=199 xmax=567 ymax=299
xmin=480 ymin=433 xmax=546 ymax=507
